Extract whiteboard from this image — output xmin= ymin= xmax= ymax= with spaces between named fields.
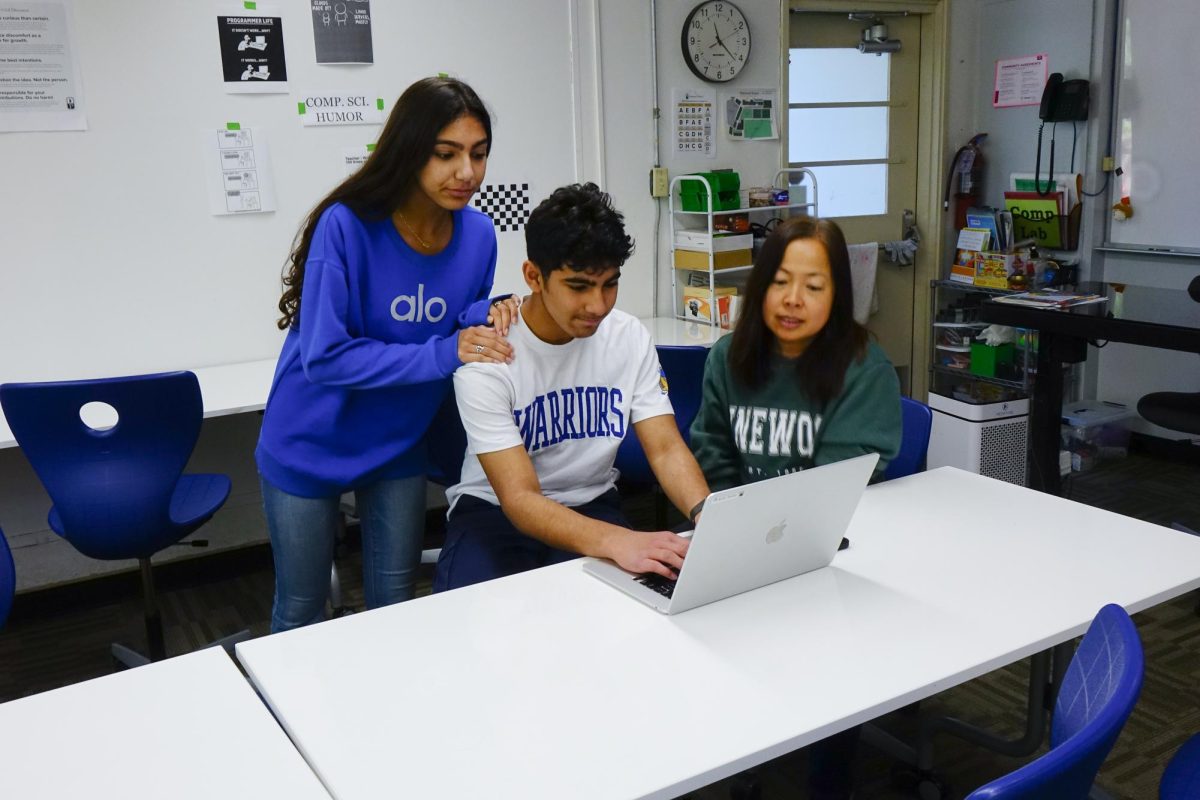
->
xmin=1108 ymin=0 xmax=1200 ymax=251
xmin=0 ymin=0 xmax=578 ymax=383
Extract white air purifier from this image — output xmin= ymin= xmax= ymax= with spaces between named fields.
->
xmin=927 ymin=392 xmax=1029 ymax=486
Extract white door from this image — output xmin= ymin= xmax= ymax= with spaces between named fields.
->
xmin=787 ymin=12 xmax=922 ymax=393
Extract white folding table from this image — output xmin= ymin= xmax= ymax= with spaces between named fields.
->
xmin=0 ymin=646 xmax=330 ymax=798
xmin=235 ymin=468 xmax=1200 ymax=799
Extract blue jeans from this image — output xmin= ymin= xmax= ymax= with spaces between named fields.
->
xmin=261 ymin=474 xmax=426 ymax=633
xmin=433 ymin=489 xmax=629 ymax=592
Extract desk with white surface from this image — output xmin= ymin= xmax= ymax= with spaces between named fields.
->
xmin=0 ymin=358 xmax=277 ymax=449
xmin=235 ymin=468 xmax=1200 ymax=800
xmin=0 ymin=646 xmax=330 ymax=799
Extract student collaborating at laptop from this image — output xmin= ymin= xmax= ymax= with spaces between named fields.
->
xmin=687 ymin=216 xmax=902 ymax=800
xmin=433 ymin=183 xmax=711 ymax=592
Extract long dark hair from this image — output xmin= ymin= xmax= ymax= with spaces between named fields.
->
xmin=728 ymin=216 xmax=869 ymax=408
xmin=276 ymin=77 xmax=492 ymax=330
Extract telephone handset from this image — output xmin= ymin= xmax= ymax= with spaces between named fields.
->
xmin=1039 ymin=73 xmax=1090 ymax=122
xmin=1035 ymin=73 xmax=1090 ymax=196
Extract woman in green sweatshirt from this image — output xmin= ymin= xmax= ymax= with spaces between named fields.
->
xmin=689 ymin=215 xmax=901 ymax=800
xmin=690 ymin=215 xmax=902 ymax=491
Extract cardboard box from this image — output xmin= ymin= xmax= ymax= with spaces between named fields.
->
xmin=682 ymin=285 xmax=737 ymax=326
xmin=974 ymin=252 xmax=1016 ymax=289
xmin=672 ymin=231 xmax=753 ymax=251
xmin=673 ymin=248 xmax=753 ymax=271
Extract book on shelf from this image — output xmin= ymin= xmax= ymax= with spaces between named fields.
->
xmin=965 ymin=209 xmax=1003 ymax=251
xmin=991 ymin=289 xmax=1108 ymax=309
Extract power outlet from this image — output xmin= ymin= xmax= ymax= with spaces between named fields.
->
xmin=650 ymin=167 xmax=669 ymax=198
xmin=1102 ymin=156 xmax=1115 ymax=172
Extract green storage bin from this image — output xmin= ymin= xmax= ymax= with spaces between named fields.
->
xmin=969 ymin=342 xmax=1014 ymax=377
xmin=679 ymin=171 xmax=741 ymax=212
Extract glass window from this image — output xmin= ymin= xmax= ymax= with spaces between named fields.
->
xmin=788 ymin=107 xmax=889 ymax=162
xmin=807 ymin=165 xmax=887 ymax=218
xmin=788 ymin=47 xmax=890 ymax=218
xmin=789 ymin=49 xmax=890 ymax=103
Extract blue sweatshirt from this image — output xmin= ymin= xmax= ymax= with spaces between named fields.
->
xmin=256 ymin=202 xmax=498 ymax=497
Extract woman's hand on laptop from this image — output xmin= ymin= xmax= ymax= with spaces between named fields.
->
xmin=606 ymin=530 xmax=690 ymax=580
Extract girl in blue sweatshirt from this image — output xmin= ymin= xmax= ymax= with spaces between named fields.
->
xmin=256 ymin=78 xmax=519 ymax=633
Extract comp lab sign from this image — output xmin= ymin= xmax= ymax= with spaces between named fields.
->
xmin=297 ymin=91 xmax=383 ymax=126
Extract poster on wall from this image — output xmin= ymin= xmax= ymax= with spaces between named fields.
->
xmin=311 ymin=0 xmax=373 ymax=64
xmin=217 ymin=8 xmax=288 ymax=94
xmin=725 ymin=89 xmax=778 ymax=141
xmin=202 ymin=125 xmax=278 ymax=215
xmin=673 ymin=88 xmax=715 ymax=158
xmin=993 ymin=53 xmax=1047 ymax=108
xmin=0 ymin=1 xmax=87 ymax=132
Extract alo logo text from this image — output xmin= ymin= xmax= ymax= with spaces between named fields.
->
xmin=391 ymin=284 xmax=447 ymax=323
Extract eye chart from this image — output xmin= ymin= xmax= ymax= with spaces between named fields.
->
xmin=673 ymin=88 xmax=715 ymax=159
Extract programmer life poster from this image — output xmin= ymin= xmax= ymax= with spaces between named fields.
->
xmin=217 ymin=9 xmax=288 ymax=94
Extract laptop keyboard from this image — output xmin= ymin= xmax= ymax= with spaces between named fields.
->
xmin=635 ymin=573 xmax=677 ymax=598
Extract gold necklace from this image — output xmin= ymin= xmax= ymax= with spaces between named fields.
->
xmin=395 ymin=210 xmax=437 ymax=250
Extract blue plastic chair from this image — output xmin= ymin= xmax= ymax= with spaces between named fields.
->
xmin=0 ymin=526 xmax=14 ymax=629
xmin=615 ymin=344 xmax=710 ymax=486
xmin=1161 ymin=732 xmax=1200 ymax=799
xmin=0 ymin=371 xmax=232 ymax=666
xmin=965 ymin=603 xmax=1145 ymax=799
xmin=882 ymin=396 xmax=933 ymax=481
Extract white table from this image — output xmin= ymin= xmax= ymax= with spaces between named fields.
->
xmin=235 ymin=468 xmax=1200 ymax=800
xmin=0 ymin=646 xmax=330 ymax=799
xmin=640 ymin=315 xmax=729 ymax=348
xmin=0 ymin=358 xmax=277 ymax=449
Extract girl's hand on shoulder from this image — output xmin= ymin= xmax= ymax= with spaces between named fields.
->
xmin=486 ymin=295 xmax=522 ymax=337
xmin=458 ymin=325 xmax=514 ymax=365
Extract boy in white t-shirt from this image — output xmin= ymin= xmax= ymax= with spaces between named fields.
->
xmin=434 ymin=183 xmax=710 ymax=592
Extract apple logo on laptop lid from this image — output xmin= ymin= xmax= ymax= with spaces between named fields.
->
xmin=765 ymin=520 xmax=786 ymax=543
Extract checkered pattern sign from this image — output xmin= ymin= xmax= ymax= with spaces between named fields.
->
xmin=473 ymin=183 xmax=531 ymax=232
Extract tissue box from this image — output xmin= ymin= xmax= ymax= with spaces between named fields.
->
xmin=969 ymin=342 xmax=1014 ymax=377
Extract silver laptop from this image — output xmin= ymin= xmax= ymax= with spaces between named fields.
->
xmin=582 ymin=453 xmax=878 ymax=614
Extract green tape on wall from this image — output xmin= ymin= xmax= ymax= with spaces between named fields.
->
xmin=226 ymin=122 xmax=241 ymax=131
xmin=244 ymin=1 xmax=257 ymax=9
xmin=376 ymin=99 xmax=384 ymax=110
xmin=366 ymin=143 xmax=376 ymax=152
xmin=297 ymin=102 xmax=306 ymax=115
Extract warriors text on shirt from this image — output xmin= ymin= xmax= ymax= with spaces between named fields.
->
xmin=729 ymin=405 xmax=823 ymax=458
xmin=514 ymin=386 xmax=626 ymax=452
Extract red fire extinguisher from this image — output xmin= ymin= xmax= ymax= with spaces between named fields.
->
xmin=944 ymin=133 xmax=987 ymax=230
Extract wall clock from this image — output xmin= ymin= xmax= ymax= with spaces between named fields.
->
xmin=681 ymin=1 xmax=751 ymax=83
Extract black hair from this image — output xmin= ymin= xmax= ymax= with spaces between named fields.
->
xmin=277 ymin=77 xmax=492 ymax=329
xmin=728 ymin=216 xmax=869 ymax=408
xmin=524 ymin=183 xmax=634 ymax=277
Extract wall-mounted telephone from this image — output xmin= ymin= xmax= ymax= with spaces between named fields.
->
xmin=1039 ymin=73 xmax=1090 ymax=122
xmin=1035 ymin=73 xmax=1090 ymax=196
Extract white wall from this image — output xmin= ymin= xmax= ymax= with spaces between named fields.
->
xmin=651 ymin=0 xmax=785 ymax=317
xmin=0 ymin=0 xmax=583 ymax=590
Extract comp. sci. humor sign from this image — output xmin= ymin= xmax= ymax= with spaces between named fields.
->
xmin=297 ymin=91 xmax=383 ymax=126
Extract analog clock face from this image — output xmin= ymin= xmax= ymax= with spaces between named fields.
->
xmin=681 ymin=1 xmax=751 ymax=83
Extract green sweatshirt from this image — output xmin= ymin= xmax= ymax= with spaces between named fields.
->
xmin=689 ymin=335 xmax=902 ymax=491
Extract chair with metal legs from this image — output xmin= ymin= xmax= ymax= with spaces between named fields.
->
xmin=0 ymin=371 xmax=246 ymax=667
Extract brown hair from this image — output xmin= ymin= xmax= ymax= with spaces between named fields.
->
xmin=277 ymin=77 xmax=492 ymax=330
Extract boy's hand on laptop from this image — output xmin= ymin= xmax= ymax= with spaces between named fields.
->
xmin=608 ymin=530 xmax=690 ymax=580
xmin=458 ymin=325 xmax=514 ymax=365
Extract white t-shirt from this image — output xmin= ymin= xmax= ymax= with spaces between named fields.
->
xmin=446 ymin=308 xmax=675 ymax=512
